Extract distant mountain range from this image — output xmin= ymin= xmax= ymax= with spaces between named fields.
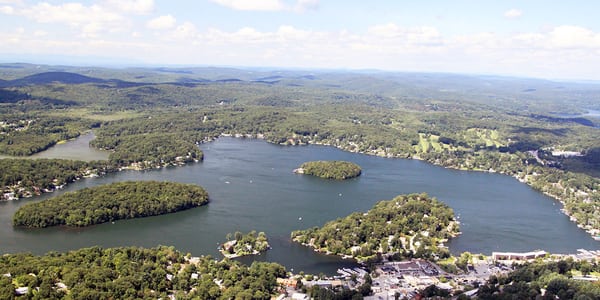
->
xmin=1 ymin=63 xmax=599 ymax=117
xmin=0 ymin=72 xmax=104 ymax=87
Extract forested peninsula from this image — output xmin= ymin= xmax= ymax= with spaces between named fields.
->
xmin=12 ymin=181 xmax=209 ymax=228
xmin=291 ymin=193 xmax=460 ymax=263
xmin=295 ymin=160 xmax=362 ymax=180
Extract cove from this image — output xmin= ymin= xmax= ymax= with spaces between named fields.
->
xmin=0 ymin=137 xmax=598 ymax=274
xmin=0 ymin=132 xmax=109 ymax=161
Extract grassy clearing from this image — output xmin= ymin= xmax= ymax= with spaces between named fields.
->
xmin=414 ymin=129 xmax=507 ymax=155
xmin=47 ymin=108 xmax=144 ymax=121
xmin=416 ymin=133 xmax=430 ymax=153
xmin=414 ymin=133 xmax=454 ymax=153
xmin=429 ymin=135 xmax=443 ymax=151
xmin=465 ymin=128 xmax=504 ymax=148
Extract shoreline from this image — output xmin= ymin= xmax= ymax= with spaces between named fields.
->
xmin=3 ymin=132 xmax=597 ymax=240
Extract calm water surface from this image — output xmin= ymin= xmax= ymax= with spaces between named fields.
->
xmin=584 ymin=109 xmax=600 ymax=117
xmin=1 ymin=137 xmax=598 ymax=274
xmin=0 ymin=132 xmax=109 ymax=161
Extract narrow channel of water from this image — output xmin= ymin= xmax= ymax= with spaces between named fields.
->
xmin=0 ymin=137 xmax=598 ymax=274
xmin=0 ymin=132 xmax=109 ymax=161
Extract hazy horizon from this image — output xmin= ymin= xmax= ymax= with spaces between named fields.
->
xmin=2 ymin=1 xmax=600 ymax=81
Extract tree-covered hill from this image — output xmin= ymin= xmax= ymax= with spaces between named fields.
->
xmin=0 ymin=72 xmax=105 ymax=87
xmin=13 ymin=181 xmax=209 ymax=228
xmin=291 ymin=193 xmax=459 ymax=263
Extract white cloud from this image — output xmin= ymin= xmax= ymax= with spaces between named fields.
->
xmin=547 ymin=25 xmax=600 ymax=49
xmin=171 ymin=22 xmax=199 ymax=40
xmin=0 ymin=5 xmax=14 ymax=14
xmin=0 ymin=1 xmax=156 ymax=38
xmin=209 ymin=0 xmax=319 ymax=12
xmin=209 ymin=0 xmax=285 ymax=11
xmin=294 ymin=0 xmax=318 ymax=12
xmin=201 ymin=26 xmax=271 ymax=45
xmin=277 ymin=25 xmax=310 ymax=40
xmin=504 ymin=9 xmax=522 ymax=19
xmin=0 ymin=26 xmax=155 ymax=59
xmin=186 ymin=23 xmax=600 ymax=79
xmin=102 ymin=0 xmax=154 ymax=14
xmin=147 ymin=14 xmax=176 ymax=30
xmin=22 ymin=3 xmax=122 ymax=25
xmin=2 ymin=2 xmax=136 ymax=38
xmin=33 ymin=30 xmax=47 ymax=37
xmin=366 ymin=23 xmax=443 ymax=50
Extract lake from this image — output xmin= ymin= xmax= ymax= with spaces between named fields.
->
xmin=0 ymin=137 xmax=598 ymax=274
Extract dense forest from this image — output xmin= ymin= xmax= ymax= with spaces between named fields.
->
xmin=297 ymin=160 xmax=362 ymax=180
xmin=13 ymin=181 xmax=209 ymax=227
xmin=477 ymin=259 xmax=600 ymax=299
xmin=291 ymin=193 xmax=459 ymax=263
xmin=0 ymin=245 xmax=287 ymax=299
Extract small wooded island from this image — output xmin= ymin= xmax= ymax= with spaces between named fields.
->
xmin=294 ymin=160 xmax=362 ymax=180
xmin=13 ymin=181 xmax=209 ymax=228
xmin=219 ymin=231 xmax=270 ymax=258
xmin=291 ymin=193 xmax=460 ymax=263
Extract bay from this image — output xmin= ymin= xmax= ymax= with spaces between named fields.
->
xmin=1 ymin=137 xmax=598 ymax=274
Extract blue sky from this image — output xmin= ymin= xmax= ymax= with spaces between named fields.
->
xmin=1 ymin=0 xmax=600 ymax=80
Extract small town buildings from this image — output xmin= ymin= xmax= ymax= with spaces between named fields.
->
xmin=492 ymin=250 xmax=547 ymax=261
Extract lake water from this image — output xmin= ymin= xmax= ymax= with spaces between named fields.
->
xmin=555 ymin=109 xmax=600 ymax=119
xmin=585 ymin=109 xmax=600 ymax=119
xmin=0 ymin=137 xmax=598 ymax=274
xmin=0 ymin=132 xmax=109 ymax=161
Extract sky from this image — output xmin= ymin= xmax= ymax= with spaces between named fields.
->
xmin=1 ymin=0 xmax=600 ymax=80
